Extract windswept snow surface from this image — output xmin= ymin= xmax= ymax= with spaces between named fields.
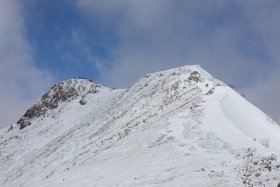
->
xmin=1 ymin=65 xmax=280 ymax=187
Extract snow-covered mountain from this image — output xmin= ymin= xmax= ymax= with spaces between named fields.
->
xmin=1 ymin=65 xmax=280 ymax=187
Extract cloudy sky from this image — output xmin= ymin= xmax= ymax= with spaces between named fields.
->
xmin=0 ymin=0 xmax=280 ymax=128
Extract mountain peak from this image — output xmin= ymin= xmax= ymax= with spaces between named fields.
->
xmin=2 ymin=65 xmax=280 ymax=187
xmin=13 ymin=65 xmax=223 ymax=130
xmin=50 ymin=77 xmax=102 ymax=96
xmin=144 ymin=65 xmax=224 ymax=85
xmin=15 ymin=78 xmax=103 ymax=130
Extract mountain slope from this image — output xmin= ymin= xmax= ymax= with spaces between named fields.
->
xmin=1 ymin=65 xmax=280 ymax=187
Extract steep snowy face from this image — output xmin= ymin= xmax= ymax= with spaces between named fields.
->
xmin=15 ymin=78 xmax=103 ymax=130
xmin=1 ymin=65 xmax=280 ymax=187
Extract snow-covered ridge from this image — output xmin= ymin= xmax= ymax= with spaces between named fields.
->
xmin=1 ymin=65 xmax=280 ymax=187
xmin=13 ymin=65 xmax=219 ymax=131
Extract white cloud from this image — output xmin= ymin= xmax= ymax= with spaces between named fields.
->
xmin=0 ymin=0 xmax=53 ymax=128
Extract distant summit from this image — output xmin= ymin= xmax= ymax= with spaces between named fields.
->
xmin=16 ymin=78 xmax=103 ymax=130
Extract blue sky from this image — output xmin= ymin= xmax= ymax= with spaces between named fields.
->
xmin=25 ymin=0 xmax=116 ymax=81
xmin=1 ymin=0 xmax=280 ymax=127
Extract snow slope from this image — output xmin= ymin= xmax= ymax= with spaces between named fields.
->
xmin=0 ymin=65 xmax=280 ymax=187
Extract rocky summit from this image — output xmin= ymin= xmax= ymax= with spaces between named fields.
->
xmin=15 ymin=78 xmax=102 ymax=130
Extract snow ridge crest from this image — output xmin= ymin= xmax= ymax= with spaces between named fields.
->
xmin=13 ymin=65 xmax=222 ymax=130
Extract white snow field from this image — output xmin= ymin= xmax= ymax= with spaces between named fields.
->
xmin=0 ymin=65 xmax=280 ymax=187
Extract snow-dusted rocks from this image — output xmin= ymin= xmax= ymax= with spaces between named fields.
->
xmin=15 ymin=78 xmax=103 ymax=130
xmin=1 ymin=65 xmax=280 ymax=187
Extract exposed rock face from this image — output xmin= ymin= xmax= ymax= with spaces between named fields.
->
xmin=187 ymin=71 xmax=203 ymax=83
xmin=16 ymin=78 xmax=102 ymax=129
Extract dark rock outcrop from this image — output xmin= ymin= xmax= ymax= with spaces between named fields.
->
xmin=17 ymin=78 xmax=101 ymax=130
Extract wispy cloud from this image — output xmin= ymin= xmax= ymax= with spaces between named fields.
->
xmin=0 ymin=0 xmax=53 ymax=128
